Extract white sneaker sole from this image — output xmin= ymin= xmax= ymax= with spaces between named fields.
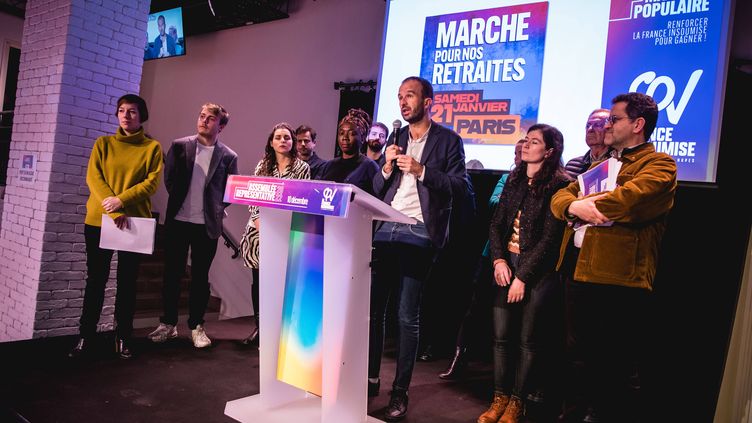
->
xmin=148 ymin=332 xmax=178 ymax=343
xmin=193 ymin=340 xmax=212 ymax=348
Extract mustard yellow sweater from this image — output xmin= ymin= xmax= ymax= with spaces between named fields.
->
xmin=85 ymin=128 xmax=163 ymax=227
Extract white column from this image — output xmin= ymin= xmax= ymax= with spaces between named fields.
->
xmin=0 ymin=0 xmax=151 ymax=342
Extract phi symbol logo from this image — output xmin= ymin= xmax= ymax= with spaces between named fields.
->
xmin=628 ymin=69 xmax=703 ymax=125
xmin=320 ymin=187 xmax=337 ymax=212
xmin=322 ymin=187 xmax=336 ymax=203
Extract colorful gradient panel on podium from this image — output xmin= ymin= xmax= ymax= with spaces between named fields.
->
xmin=277 ymin=213 xmax=325 ymax=395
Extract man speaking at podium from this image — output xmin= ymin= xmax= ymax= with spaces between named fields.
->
xmin=369 ymin=76 xmax=469 ymax=421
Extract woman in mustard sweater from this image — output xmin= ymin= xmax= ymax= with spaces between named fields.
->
xmin=69 ymin=94 xmax=163 ymax=359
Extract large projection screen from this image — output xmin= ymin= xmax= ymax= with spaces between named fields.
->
xmin=374 ymin=0 xmax=735 ymax=183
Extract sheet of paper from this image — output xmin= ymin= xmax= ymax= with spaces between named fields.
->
xmin=577 ymin=157 xmax=622 ymax=196
xmin=99 ymin=215 xmax=156 ymax=255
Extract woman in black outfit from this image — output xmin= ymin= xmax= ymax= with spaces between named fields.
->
xmin=477 ymin=124 xmax=570 ymax=423
xmin=320 ymin=108 xmax=379 ymax=194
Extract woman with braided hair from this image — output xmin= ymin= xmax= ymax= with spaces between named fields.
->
xmin=320 ymin=108 xmax=380 ymax=195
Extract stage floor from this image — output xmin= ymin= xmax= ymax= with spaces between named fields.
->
xmin=0 ymin=316 xmax=497 ymax=423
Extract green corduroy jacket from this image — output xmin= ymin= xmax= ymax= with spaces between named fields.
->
xmin=551 ymin=142 xmax=677 ymax=290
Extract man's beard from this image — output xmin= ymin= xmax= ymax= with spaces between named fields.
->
xmin=404 ymin=106 xmax=425 ymax=124
xmin=367 ymin=141 xmax=384 ymax=153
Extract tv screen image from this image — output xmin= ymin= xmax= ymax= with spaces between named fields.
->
xmin=144 ymin=7 xmax=185 ymax=61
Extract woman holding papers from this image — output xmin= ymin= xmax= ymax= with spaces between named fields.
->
xmin=478 ymin=124 xmax=569 ymax=423
xmin=69 ymin=94 xmax=163 ymax=360
xmin=238 ymin=122 xmax=310 ymax=346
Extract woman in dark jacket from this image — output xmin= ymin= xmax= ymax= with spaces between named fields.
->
xmin=477 ymin=124 xmax=570 ymax=423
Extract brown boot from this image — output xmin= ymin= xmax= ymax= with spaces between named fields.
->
xmin=499 ymin=396 xmax=523 ymax=423
xmin=477 ymin=393 xmax=510 ymax=423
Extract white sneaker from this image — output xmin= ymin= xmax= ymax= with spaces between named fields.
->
xmin=148 ymin=323 xmax=177 ymax=343
xmin=191 ymin=324 xmax=212 ymax=348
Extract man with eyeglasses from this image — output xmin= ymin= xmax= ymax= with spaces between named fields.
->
xmin=295 ymin=125 xmax=327 ymax=179
xmin=551 ymin=92 xmax=677 ymax=422
xmin=364 ymin=121 xmax=389 ymax=168
xmin=564 ymin=109 xmax=612 ymax=179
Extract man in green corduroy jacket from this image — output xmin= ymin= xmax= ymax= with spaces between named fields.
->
xmin=551 ymin=92 xmax=677 ymax=422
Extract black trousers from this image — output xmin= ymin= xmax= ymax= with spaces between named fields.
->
xmin=566 ymin=279 xmax=649 ymax=420
xmin=160 ymin=219 xmax=218 ymax=329
xmin=492 ymin=253 xmax=561 ymax=399
xmin=251 ymin=268 xmax=259 ymax=320
xmin=79 ymin=224 xmax=142 ymax=339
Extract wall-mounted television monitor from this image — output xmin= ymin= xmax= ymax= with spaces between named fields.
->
xmin=375 ymin=0 xmax=735 ymax=183
xmin=144 ymin=7 xmax=185 ymax=61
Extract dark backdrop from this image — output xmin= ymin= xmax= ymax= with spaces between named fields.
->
xmin=645 ymin=63 xmax=751 ymax=422
xmin=334 ymin=87 xmax=376 ymax=158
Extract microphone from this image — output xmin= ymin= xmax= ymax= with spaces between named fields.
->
xmin=389 ymin=120 xmax=402 ymax=170
xmin=391 ymin=119 xmax=402 ymax=146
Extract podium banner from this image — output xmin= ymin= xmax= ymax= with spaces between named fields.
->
xmin=224 ymin=175 xmax=352 ymax=218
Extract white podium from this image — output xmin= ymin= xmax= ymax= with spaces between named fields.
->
xmin=222 ymin=176 xmax=414 ymax=423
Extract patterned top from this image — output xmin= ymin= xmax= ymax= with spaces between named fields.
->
xmin=507 ymin=210 xmax=522 ymax=254
xmin=240 ymin=157 xmax=310 ymax=269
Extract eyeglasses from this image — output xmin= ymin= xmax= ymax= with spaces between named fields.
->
xmin=607 ymin=115 xmax=629 ymax=124
xmin=585 ymin=119 xmax=607 ymax=131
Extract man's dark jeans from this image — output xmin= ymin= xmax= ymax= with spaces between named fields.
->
xmin=161 ymin=219 xmax=218 ymax=330
xmin=369 ymin=221 xmax=437 ymax=391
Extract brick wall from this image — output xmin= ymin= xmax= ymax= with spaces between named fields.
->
xmin=0 ymin=0 xmax=150 ymax=342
